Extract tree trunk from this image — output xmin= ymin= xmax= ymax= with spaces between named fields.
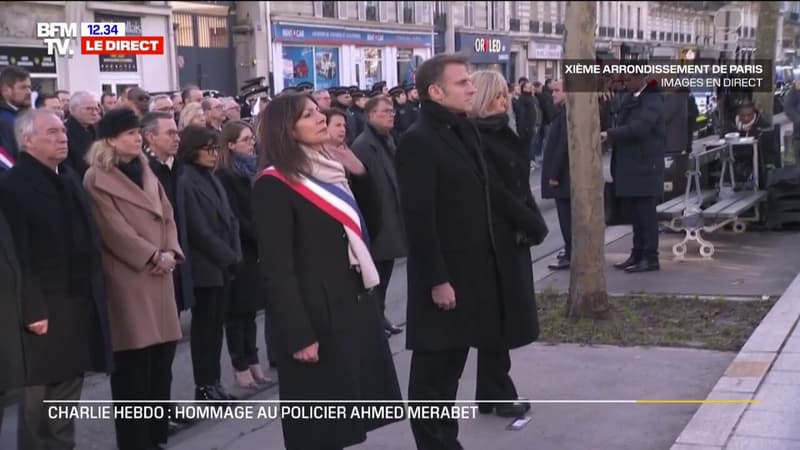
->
xmin=754 ymin=2 xmax=779 ymax=123
xmin=563 ymin=1 xmax=610 ymax=320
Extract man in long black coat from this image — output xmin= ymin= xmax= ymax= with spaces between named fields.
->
xmin=541 ymin=80 xmax=572 ymax=270
xmin=396 ymin=53 xmax=504 ymax=450
xmin=0 ymin=205 xmax=23 ymax=431
xmin=0 ymin=109 xmax=113 ymax=449
xmin=602 ymin=74 xmax=666 ymax=273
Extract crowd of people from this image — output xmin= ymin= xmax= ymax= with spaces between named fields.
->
xmin=0 ymin=52 xmax=740 ymax=450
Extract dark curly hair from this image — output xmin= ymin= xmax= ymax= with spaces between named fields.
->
xmin=177 ymin=125 xmax=219 ymax=164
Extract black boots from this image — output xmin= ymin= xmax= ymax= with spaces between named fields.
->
xmin=195 ymin=382 xmax=237 ymax=402
xmin=614 ymin=252 xmax=659 ymax=273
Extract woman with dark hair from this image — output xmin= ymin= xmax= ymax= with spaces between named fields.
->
xmin=252 ymin=94 xmax=402 ymax=449
xmin=177 ymin=125 xmax=242 ymax=401
xmin=215 ymin=120 xmax=271 ymax=389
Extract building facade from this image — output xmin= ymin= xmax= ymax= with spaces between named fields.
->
xmin=269 ymin=1 xmax=435 ymax=92
xmin=0 ymin=1 xmax=179 ymax=96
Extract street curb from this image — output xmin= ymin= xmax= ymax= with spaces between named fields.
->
xmin=670 ymin=271 xmax=800 ymax=449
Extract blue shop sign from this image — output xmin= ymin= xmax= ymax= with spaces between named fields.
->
xmin=456 ymin=32 xmax=511 ymax=64
xmin=273 ymin=23 xmax=433 ymax=48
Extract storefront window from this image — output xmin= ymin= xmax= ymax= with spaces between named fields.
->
xmin=282 ymin=46 xmax=340 ymax=89
xmin=396 ymin=49 xmax=420 ymax=85
xmin=363 ymin=48 xmax=383 ymax=88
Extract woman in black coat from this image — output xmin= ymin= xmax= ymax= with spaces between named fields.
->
xmin=178 ymin=125 xmax=242 ymax=401
xmin=215 ymin=120 xmax=271 ymax=389
xmin=252 ymin=93 xmax=402 ymax=450
xmin=470 ymin=70 xmax=548 ymax=417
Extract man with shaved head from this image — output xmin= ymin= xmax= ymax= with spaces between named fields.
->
xmin=126 ymin=87 xmax=151 ymax=117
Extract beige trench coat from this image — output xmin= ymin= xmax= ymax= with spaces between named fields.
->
xmin=84 ymin=157 xmax=184 ymax=352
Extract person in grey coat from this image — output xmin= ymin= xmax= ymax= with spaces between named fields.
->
xmin=350 ymin=96 xmax=408 ymax=337
xmin=602 ymin=74 xmax=666 ymax=273
xmin=661 ymin=83 xmax=689 ymax=155
xmin=780 ymin=81 xmax=800 ymax=162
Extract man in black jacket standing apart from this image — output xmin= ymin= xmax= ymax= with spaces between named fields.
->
xmin=602 ymin=72 xmax=666 ymax=273
xmin=396 ymin=53 xmax=503 ymax=449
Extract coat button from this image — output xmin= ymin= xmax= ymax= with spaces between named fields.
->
xmin=342 ymin=233 xmax=347 ymax=239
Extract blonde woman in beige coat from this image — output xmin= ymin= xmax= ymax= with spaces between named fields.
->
xmin=82 ymin=107 xmax=184 ymax=450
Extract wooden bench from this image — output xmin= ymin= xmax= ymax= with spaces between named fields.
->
xmin=702 ymin=190 xmax=768 ymax=219
xmin=657 ymin=189 xmax=718 ymax=217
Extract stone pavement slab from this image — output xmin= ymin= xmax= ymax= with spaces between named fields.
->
xmin=168 ymin=344 xmax=734 ymax=450
xmin=672 ymin=272 xmax=800 ymax=450
xmin=536 ymin=231 xmax=800 ymax=298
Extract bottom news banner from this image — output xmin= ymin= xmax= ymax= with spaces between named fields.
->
xmin=46 ymin=402 xmax=481 ymax=422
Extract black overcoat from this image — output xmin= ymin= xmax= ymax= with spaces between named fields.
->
xmin=64 ymin=116 xmax=95 ymax=178
xmin=148 ymin=155 xmax=195 ymax=311
xmin=351 ymin=124 xmax=408 ymax=263
xmin=216 ymin=168 xmax=263 ymax=313
xmin=180 ymin=163 xmax=242 ymax=288
xmin=0 ymin=152 xmax=113 ymax=386
xmin=0 ymin=207 xmax=24 ymax=390
xmin=541 ymin=106 xmax=570 ymax=199
xmin=607 ymin=85 xmax=667 ymax=198
xmin=473 ymin=114 xmax=543 ymax=350
xmin=252 ymin=170 xmax=402 ymax=449
xmin=396 ymin=101 xmax=504 ymax=351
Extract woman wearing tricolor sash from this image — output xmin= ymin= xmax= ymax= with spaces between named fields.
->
xmin=252 ymin=93 xmax=403 ymax=449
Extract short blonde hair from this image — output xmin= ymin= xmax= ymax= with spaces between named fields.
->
xmin=179 ymin=101 xmax=205 ymax=130
xmin=85 ymin=138 xmax=147 ymax=171
xmin=470 ymin=70 xmax=510 ymax=119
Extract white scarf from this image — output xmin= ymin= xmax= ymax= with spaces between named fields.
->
xmin=302 ymin=146 xmax=380 ymax=289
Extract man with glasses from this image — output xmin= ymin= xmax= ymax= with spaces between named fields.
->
xmin=351 ymin=96 xmax=407 ymax=339
xmin=201 ymin=97 xmax=225 ymax=131
xmin=65 ymin=91 xmax=101 ymax=176
xmin=149 ymin=94 xmax=174 ymax=114
xmin=221 ymin=98 xmax=241 ymax=123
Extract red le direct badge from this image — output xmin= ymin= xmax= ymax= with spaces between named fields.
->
xmin=81 ymin=36 xmax=165 ymax=55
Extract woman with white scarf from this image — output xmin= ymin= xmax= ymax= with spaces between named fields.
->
xmin=251 ymin=93 xmax=402 ymax=450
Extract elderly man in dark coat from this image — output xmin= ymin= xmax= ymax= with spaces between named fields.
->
xmin=1 ymin=109 xmax=113 ymax=449
xmin=352 ymin=95 xmax=408 ymax=337
xmin=602 ymin=73 xmax=666 ymax=273
xmin=0 ymin=205 xmax=23 ymax=431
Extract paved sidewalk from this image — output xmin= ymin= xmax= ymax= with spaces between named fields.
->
xmin=672 ymin=272 xmax=800 ymax=450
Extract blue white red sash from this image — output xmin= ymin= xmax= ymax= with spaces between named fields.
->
xmin=258 ymin=166 xmax=379 ymax=289
xmin=0 ymin=146 xmax=14 ymax=171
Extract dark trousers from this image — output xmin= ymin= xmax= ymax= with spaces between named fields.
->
xmin=623 ymin=196 xmax=660 ymax=261
xmin=191 ymin=287 xmax=227 ymax=386
xmin=18 ymin=376 xmax=83 ymax=450
xmin=555 ymin=198 xmax=572 ymax=260
xmin=110 ymin=341 xmax=177 ymax=450
xmin=375 ymin=260 xmax=395 ymax=316
xmin=409 ymin=348 xmax=470 ymax=450
xmin=475 ymin=350 xmax=518 ymax=402
xmin=226 ymin=311 xmax=259 ymax=371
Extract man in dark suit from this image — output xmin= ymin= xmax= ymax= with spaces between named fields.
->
xmin=1 ymin=109 xmax=113 ymax=449
xmin=64 ymin=91 xmax=100 ymax=177
xmin=352 ymin=96 xmax=407 ymax=338
xmin=0 ymin=204 xmax=23 ymax=434
xmin=602 ymin=72 xmax=666 ymax=273
xmin=395 ymin=53 xmax=504 ymax=449
xmin=541 ymin=80 xmax=572 ymax=270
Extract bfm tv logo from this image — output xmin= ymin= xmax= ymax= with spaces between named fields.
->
xmin=37 ymin=23 xmax=165 ymax=57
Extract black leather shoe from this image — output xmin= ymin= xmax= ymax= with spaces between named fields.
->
xmin=478 ymin=401 xmax=531 ymax=418
xmin=624 ymin=260 xmax=660 ymax=273
xmin=613 ymin=255 xmax=641 ymax=270
xmin=557 ymin=250 xmax=566 ymax=259
xmin=195 ymin=385 xmax=223 ymax=401
xmin=548 ymin=258 xmax=570 ymax=270
xmin=214 ymin=382 xmax=238 ymax=401
xmin=383 ymin=317 xmax=404 ymax=335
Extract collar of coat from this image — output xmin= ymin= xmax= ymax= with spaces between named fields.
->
xmin=89 ymin=156 xmax=165 ymax=218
